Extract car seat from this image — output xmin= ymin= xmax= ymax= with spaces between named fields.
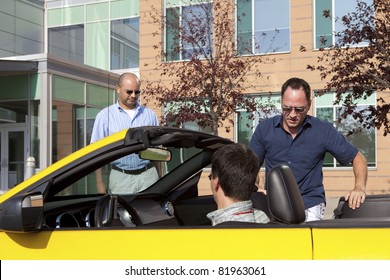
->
xmin=333 ymin=194 xmax=390 ymax=219
xmin=266 ymin=164 xmax=306 ymax=224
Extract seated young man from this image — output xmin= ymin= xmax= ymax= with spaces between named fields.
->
xmin=207 ymin=143 xmax=270 ymax=226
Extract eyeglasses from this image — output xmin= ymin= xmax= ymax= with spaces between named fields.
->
xmin=124 ymin=89 xmax=141 ymax=95
xmin=119 ymin=86 xmax=141 ymax=95
xmin=282 ymin=106 xmax=306 ymax=113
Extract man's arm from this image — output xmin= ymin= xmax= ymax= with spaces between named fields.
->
xmin=344 ymin=151 xmax=367 ymax=209
xmin=255 ymin=172 xmax=266 ymax=194
xmin=249 ymin=123 xmax=268 ymax=193
xmin=95 ymin=168 xmax=107 ymax=194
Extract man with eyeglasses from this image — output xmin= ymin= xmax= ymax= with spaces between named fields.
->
xmin=249 ymin=77 xmax=368 ymax=221
xmin=91 ymin=72 xmax=159 ymax=194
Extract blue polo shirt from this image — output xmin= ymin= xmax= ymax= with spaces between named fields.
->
xmin=249 ymin=115 xmax=358 ymax=209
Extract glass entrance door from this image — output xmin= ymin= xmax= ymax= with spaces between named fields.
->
xmin=0 ymin=125 xmax=28 ymax=194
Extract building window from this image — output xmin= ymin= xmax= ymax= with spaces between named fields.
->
xmin=164 ymin=105 xmax=212 ymax=171
xmin=165 ymin=0 xmax=213 ymax=61
xmin=51 ymin=75 xmax=113 ymax=164
xmin=237 ymin=0 xmax=290 ymax=55
xmin=111 ymin=18 xmax=140 ymax=70
xmin=26 ymin=0 xmax=44 ymax=6
xmin=314 ymin=0 xmax=373 ymax=49
xmin=236 ymin=91 xmax=376 ymax=168
xmin=164 ymin=99 xmax=213 ymax=133
xmin=48 ymin=25 xmax=84 ymax=64
xmin=236 ymin=94 xmax=281 ymax=145
xmin=314 ymin=91 xmax=376 ymax=167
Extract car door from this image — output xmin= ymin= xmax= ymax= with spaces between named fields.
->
xmin=0 ymin=225 xmax=313 ymax=259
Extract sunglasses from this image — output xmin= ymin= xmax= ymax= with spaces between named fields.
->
xmin=118 ymin=85 xmax=141 ymax=95
xmin=282 ymin=106 xmax=306 ymax=113
xmin=123 ymin=89 xmax=141 ymax=95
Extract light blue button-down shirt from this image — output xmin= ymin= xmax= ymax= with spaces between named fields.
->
xmin=91 ymin=101 xmax=159 ymax=170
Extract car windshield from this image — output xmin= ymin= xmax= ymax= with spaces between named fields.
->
xmin=56 ymin=146 xmax=203 ymax=196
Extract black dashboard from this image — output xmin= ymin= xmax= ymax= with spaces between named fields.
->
xmin=43 ymin=194 xmax=179 ymax=229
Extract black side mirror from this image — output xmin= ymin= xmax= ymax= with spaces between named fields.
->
xmin=0 ymin=192 xmax=44 ymax=232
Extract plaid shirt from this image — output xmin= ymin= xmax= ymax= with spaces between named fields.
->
xmin=207 ymin=200 xmax=270 ymax=226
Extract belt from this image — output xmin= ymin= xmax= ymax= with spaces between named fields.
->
xmin=111 ymin=162 xmax=154 ymax=175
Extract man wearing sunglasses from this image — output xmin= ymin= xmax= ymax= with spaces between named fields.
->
xmin=91 ymin=72 xmax=159 ymax=194
xmin=249 ymin=77 xmax=368 ymax=221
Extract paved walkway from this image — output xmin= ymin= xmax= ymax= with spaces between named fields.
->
xmin=324 ymin=197 xmax=340 ymax=219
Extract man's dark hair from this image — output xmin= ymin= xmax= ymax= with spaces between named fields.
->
xmin=211 ymin=143 xmax=259 ymax=201
xmin=281 ymin=77 xmax=311 ymax=102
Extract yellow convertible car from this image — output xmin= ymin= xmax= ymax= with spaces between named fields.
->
xmin=1 ymin=126 xmax=390 ymax=260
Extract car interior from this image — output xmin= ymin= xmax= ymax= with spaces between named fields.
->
xmin=43 ymin=163 xmax=308 ymax=229
xmin=37 ymin=125 xmax=390 ymax=230
xmin=43 ymin=157 xmax=390 ymax=230
xmin=2 ymin=127 xmax=390 ymax=235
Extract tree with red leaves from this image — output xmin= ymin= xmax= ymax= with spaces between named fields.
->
xmin=307 ymin=0 xmax=390 ymax=135
xmin=142 ymin=0 xmax=275 ymax=136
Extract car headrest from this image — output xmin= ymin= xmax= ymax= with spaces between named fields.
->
xmin=267 ymin=165 xmax=305 ymax=224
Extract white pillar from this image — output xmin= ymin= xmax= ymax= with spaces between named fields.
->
xmin=25 ymin=156 xmax=36 ymax=180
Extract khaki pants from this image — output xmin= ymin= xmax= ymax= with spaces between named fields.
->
xmin=108 ymin=166 xmax=159 ymax=194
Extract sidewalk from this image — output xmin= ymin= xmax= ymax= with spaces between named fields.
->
xmin=324 ymin=197 xmax=340 ymax=219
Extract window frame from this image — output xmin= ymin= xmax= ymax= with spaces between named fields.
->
xmin=48 ymin=24 xmax=85 ymax=64
xmin=313 ymin=0 xmax=373 ymax=49
xmin=235 ymin=91 xmax=376 ymax=169
xmin=110 ymin=17 xmax=140 ymax=70
xmin=235 ymin=94 xmax=281 ymax=146
xmin=236 ymin=0 xmax=291 ymax=55
xmin=314 ymin=91 xmax=377 ymax=168
xmin=164 ymin=0 xmax=214 ymax=62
